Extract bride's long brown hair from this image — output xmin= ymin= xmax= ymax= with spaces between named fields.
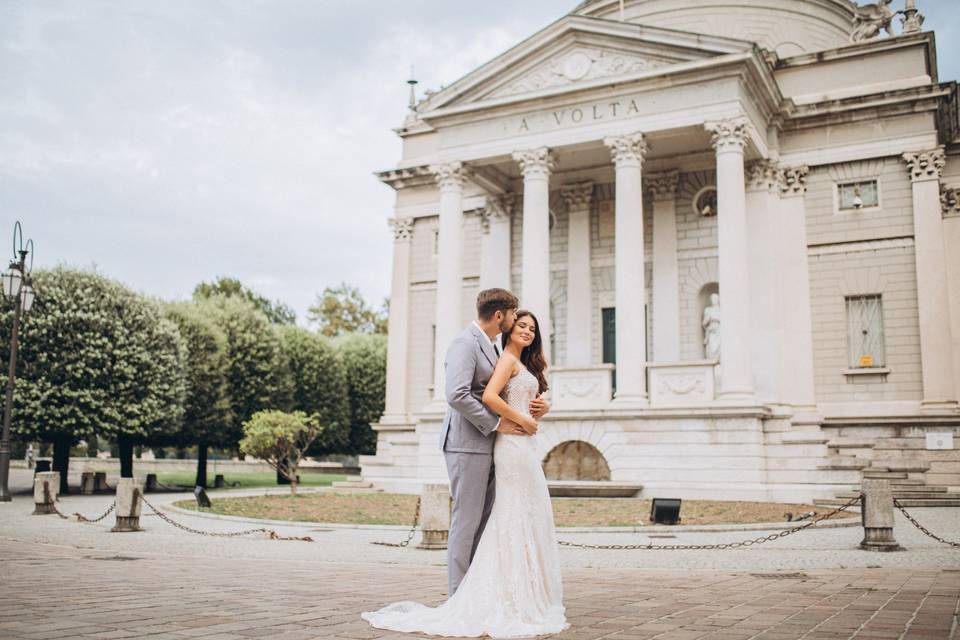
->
xmin=501 ymin=310 xmax=549 ymax=395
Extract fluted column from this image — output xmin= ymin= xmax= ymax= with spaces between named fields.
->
xmin=513 ymin=148 xmax=554 ymax=362
xmin=705 ymin=117 xmax=754 ymax=401
xmin=479 ymin=194 xmax=514 ymax=291
xmin=383 ymin=217 xmax=414 ymax=421
xmin=903 ymin=147 xmax=957 ymax=409
xmin=648 ymin=170 xmax=680 ymax=363
xmin=430 ymin=161 xmax=466 ymax=404
xmin=777 ymin=166 xmax=818 ymax=414
xmin=561 ymin=181 xmax=594 ymax=366
xmin=604 ymin=132 xmax=648 ymax=404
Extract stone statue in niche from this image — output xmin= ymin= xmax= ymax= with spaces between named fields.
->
xmin=851 ymin=0 xmax=895 ymax=42
xmin=702 ymin=293 xmax=721 ymax=361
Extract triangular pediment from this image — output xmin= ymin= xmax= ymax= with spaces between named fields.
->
xmin=419 ymin=15 xmax=755 ymax=114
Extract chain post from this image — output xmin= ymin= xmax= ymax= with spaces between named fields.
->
xmin=372 ymin=497 xmax=421 ymax=548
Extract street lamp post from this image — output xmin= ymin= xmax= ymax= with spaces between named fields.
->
xmin=0 ymin=222 xmax=35 ymax=502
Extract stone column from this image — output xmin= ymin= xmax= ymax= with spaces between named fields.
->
xmin=479 ymin=194 xmax=514 ymax=291
xmin=705 ymin=117 xmax=754 ymax=401
xmin=430 ymin=161 xmax=466 ymax=404
xmin=778 ymin=166 xmax=818 ymax=413
xmin=560 ymin=181 xmax=594 ymax=366
xmin=383 ymin=217 xmax=413 ymax=422
xmin=903 ymin=147 xmax=958 ymax=409
xmin=512 ymin=148 xmax=554 ymax=362
xmin=648 ymin=170 xmax=680 ymax=363
xmin=604 ymin=132 xmax=648 ymax=404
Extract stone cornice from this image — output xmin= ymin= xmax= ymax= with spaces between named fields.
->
xmin=376 ymin=165 xmax=434 ymax=191
xmin=513 ymin=148 xmax=555 ymax=179
xmin=430 ymin=161 xmax=468 ymax=190
xmin=389 ymin=217 xmax=414 ymax=242
xmin=604 ymin=132 xmax=647 ymax=166
xmin=560 ymin=181 xmax=594 ymax=210
xmin=778 ymin=165 xmax=809 ymax=197
xmin=705 ymin=117 xmax=749 ymax=153
xmin=903 ymin=146 xmax=945 ymax=182
xmin=745 ymin=161 xmax=778 ymax=193
xmin=646 ymin=170 xmax=679 ymax=200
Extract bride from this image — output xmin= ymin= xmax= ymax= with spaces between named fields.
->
xmin=362 ymin=310 xmax=567 ymax=638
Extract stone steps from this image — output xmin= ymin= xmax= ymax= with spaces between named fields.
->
xmin=331 ymin=480 xmax=383 ymax=492
xmin=817 ymin=458 xmax=870 ymax=471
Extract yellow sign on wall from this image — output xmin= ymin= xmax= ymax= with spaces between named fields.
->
xmin=859 ymin=355 xmax=874 ymax=367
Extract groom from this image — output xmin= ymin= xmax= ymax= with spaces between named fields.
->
xmin=440 ymin=288 xmax=550 ymax=596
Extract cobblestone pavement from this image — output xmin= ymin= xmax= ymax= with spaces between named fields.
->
xmin=1 ymin=538 xmax=958 ymax=640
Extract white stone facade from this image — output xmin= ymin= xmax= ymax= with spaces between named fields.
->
xmin=365 ymin=0 xmax=960 ymax=501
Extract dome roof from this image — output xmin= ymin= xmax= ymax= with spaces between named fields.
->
xmin=574 ymin=0 xmax=857 ymax=57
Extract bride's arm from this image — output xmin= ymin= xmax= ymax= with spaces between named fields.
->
xmin=482 ymin=354 xmax=538 ymax=434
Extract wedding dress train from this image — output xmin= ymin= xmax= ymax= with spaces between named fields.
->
xmin=362 ymin=365 xmax=567 ymax=638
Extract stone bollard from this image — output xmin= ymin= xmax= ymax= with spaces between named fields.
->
xmin=32 ymin=472 xmax=60 ymax=515
xmin=81 ymin=472 xmax=96 ymax=495
xmin=144 ymin=474 xmax=158 ymax=493
xmin=214 ymin=474 xmax=226 ymax=489
xmin=111 ymin=478 xmax=144 ymax=533
xmin=417 ymin=483 xmax=451 ymax=550
xmin=860 ymin=478 xmax=902 ymax=551
xmin=94 ymin=471 xmax=109 ymax=493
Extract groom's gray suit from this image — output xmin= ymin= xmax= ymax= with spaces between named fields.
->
xmin=440 ymin=322 xmax=501 ymax=596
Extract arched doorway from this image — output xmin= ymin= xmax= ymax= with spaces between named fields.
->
xmin=542 ymin=441 xmax=611 ymax=481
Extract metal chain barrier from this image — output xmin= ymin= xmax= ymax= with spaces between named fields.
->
xmin=138 ymin=494 xmax=314 ymax=541
xmin=40 ymin=480 xmax=117 ymax=524
xmin=893 ymin=498 xmax=960 ymax=548
xmin=372 ymin=497 xmax=421 ymax=548
xmin=557 ymin=495 xmax=861 ymax=551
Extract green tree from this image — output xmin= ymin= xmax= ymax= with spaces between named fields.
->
xmin=0 ymin=268 xmax=186 ymax=492
xmin=206 ymin=296 xmax=290 ymax=452
xmin=307 ymin=283 xmax=387 ymax=337
xmin=276 ymin=326 xmax=350 ymax=456
xmin=334 ymin=333 xmax=387 ymax=455
xmin=162 ymin=301 xmax=232 ymax=487
xmin=239 ymin=410 xmax=321 ymax=496
xmin=194 ymin=276 xmax=296 ymax=325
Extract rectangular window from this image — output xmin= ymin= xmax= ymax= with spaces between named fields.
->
xmin=846 ymin=295 xmax=885 ymax=368
xmin=602 ymin=307 xmax=616 ymax=393
xmin=838 ymin=179 xmax=879 ymax=211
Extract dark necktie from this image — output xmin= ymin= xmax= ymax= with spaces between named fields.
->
xmin=494 ymin=343 xmax=501 ymax=358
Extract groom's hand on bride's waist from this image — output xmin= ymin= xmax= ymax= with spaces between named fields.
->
xmin=497 ymin=419 xmax=533 ymax=436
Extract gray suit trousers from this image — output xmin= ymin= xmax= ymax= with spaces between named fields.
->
xmin=444 ymin=450 xmax=496 ymax=596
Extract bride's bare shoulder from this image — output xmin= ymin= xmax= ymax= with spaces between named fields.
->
xmin=496 ymin=351 xmax=521 ymax=377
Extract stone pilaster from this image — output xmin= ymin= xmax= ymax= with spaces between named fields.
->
xmin=479 ymin=193 xmax=514 ymax=291
xmin=604 ymin=132 xmax=648 ymax=404
xmin=561 ymin=181 xmax=594 ymax=366
xmin=383 ymin=217 xmax=414 ymax=421
xmin=648 ymin=170 xmax=680 ymax=363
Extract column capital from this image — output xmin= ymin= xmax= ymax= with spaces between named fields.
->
xmin=646 ymin=170 xmax=679 ymax=201
xmin=388 ymin=217 xmax=414 ymax=242
xmin=480 ymin=193 xmax=515 ymax=233
xmin=512 ymin=147 xmax=554 ymax=179
xmin=745 ymin=160 xmax=778 ymax=193
xmin=903 ymin=146 xmax=946 ymax=182
xmin=778 ymin=165 xmax=809 ymax=198
xmin=604 ymin=132 xmax=647 ymax=166
xmin=560 ymin=181 xmax=594 ymax=211
xmin=705 ymin=117 xmax=749 ymax=153
xmin=942 ymin=186 xmax=960 ymax=218
xmin=430 ymin=161 xmax=467 ymax=190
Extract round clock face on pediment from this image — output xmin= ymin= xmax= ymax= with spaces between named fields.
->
xmin=562 ymin=51 xmax=593 ymax=80
xmin=693 ymin=186 xmax=718 ymax=218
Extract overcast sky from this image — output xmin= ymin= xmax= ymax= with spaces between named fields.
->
xmin=1 ymin=1 xmax=957 ymax=323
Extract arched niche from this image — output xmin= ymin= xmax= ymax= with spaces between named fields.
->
xmin=542 ymin=440 xmax=611 ymax=481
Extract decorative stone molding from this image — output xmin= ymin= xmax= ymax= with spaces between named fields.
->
xmin=705 ymin=117 xmax=749 ymax=153
xmin=778 ymin=165 xmax=809 ymax=197
xmin=550 ymin=365 xmax=614 ymax=410
xmin=646 ymin=170 xmax=679 ymax=200
xmin=942 ymin=186 xmax=960 ymax=218
xmin=377 ymin=165 xmax=433 ymax=190
xmin=512 ymin=148 xmax=554 ymax=179
xmin=480 ymin=193 xmax=515 ymax=233
xmin=745 ymin=160 xmax=778 ymax=192
xmin=648 ymin=362 xmax=716 ymax=406
xmin=903 ymin=147 xmax=946 ymax=182
xmin=603 ymin=132 xmax=647 ymax=166
xmin=560 ymin=181 xmax=594 ymax=211
xmin=389 ymin=217 xmax=414 ymax=242
xmin=430 ymin=161 xmax=467 ymax=190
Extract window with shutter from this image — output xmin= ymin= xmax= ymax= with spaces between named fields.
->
xmin=846 ymin=295 xmax=885 ymax=368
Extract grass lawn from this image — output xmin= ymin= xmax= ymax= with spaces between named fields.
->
xmin=156 ymin=471 xmax=347 ymax=490
xmin=173 ymin=492 xmax=825 ymax=527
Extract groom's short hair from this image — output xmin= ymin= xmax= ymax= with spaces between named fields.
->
xmin=476 ymin=288 xmax=518 ymax=321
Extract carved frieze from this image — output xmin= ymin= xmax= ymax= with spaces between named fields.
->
xmin=903 ymin=147 xmax=946 ymax=182
xmin=705 ymin=117 xmax=749 ymax=153
xmin=778 ymin=165 xmax=809 ymax=197
xmin=604 ymin=132 xmax=647 ymax=166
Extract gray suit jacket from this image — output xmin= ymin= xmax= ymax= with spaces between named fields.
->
xmin=439 ymin=323 xmax=500 ymax=454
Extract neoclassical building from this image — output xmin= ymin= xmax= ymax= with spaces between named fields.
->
xmin=363 ymin=0 xmax=960 ymax=503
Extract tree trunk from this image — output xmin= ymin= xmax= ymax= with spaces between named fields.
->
xmin=118 ymin=436 xmax=134 ymax=478
xmin=195 ymin=444 xmax=208 ymax=488
xmin=52 ymin=434 xmax=71 ymax=494
xmin=290 ymin=477 xmax=297 ymax=496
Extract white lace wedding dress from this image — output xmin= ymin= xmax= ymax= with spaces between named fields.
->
xmin=362 ymin=364 xmax=568 ymax=638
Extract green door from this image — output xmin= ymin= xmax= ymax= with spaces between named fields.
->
xmin=602 ymin=308 xmax=616 ymax=393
